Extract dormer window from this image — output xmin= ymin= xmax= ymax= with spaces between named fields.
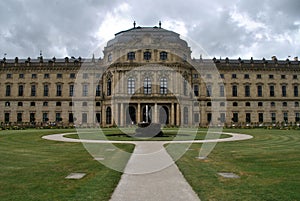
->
xmin=144 ymin=51 xmax=151 ymax=60
xmin=108 ymin=54 xmax=112 ymax=62
xmin=127 ymin=52 xmax=135 ymax=60
xmin=160 ymin=51 xmax=168 ymax=60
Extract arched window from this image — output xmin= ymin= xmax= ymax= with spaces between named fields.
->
xmin=295 ymin=102 xmax=299 ymax=107
xmin=160 ymin=51 xmax=168 ymax=60
xmin=82 ymin=102 xmax=88 ymax=107
xmin=144 ymin=51 xmax=151 ymax=60
xmin=96 ymin=102 xmax=101 ymax=107
xmin=233 ymin=102 xmax=238 ymax=107
xmin=246 ymin=102 xmax=251 ymax=107
xmin=258 ymin=102 xmax=263 ymax=107
xmin=128 ymin=78 xmax=135 ymax=94
xmin=271 ymin=102 xmax=276 ymax=107
xmin=106 ymin=107 xmax=112 ymax=124
xmin=160 ymin=78 xmax=167 ymax=95
xmin=127 ymin=52 xmax=135 ymax=60
xmin=107 ymin=78 xmax=112 ymax=96
xmin=282 ymin=102 xmax=288 ymax=107
xmin=144 ymin=78 xmax=152 ymax=94
xmin=220 ymin=102 xmax=225 ymax=107
xmin=5 ymin=101 xmax=10 ymax=107
xmin=207 ymin=102 xmax=212 ymax=107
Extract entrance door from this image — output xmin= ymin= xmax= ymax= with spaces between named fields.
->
xmin=126 ymin=106 xmax=136 ymax=125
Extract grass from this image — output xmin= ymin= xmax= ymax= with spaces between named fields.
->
xmin=0 ymin=129 xmax=134 ymax=201
xmin=173 ymin=128 xmax=300 ymax=201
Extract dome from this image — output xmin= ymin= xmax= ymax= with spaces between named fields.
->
xmin=103 ymin=26 xmax=192 ymax=63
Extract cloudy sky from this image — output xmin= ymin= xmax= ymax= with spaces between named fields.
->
xmin=1 ymin=0 xmax=299 ymax=60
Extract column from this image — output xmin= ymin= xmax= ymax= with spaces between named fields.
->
xmin=189 ymin=104 xmax=193 ymax=126
xmin=171 ymin=103 xmax=175 ymax=126
xmin=176 ymin=103 xmax=180 ymax=126
xmin=120 ymin=103 xmax=124 ymax=127
xmin=154 ymin=103 xmax=158 ymax=123
xmin=137 ymin=103 xmax=141 ymax=123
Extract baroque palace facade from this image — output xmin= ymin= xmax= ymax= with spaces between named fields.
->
xmin=1 ymin=25 xmax=300 ymax=127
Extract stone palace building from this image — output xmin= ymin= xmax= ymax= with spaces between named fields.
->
xmin=1 ymin=24 xmax=300 ymax=127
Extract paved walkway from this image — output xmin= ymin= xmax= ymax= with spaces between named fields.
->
xmin=42 ymin=131 xmax=253 ymax=201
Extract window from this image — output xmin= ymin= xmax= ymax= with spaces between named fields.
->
xmin=96 ymin=85 xmax=101 ymax=96
xmin=295 ymin=102 xmax=299 ymax=107
xmin=70 ymin=73 xmax=76 ymax=79
xmin=43 ymin=113 xmax=48 ymax=122
xmin=269 ymin=74 xmax=274 ymax=79
xmin=6 ymin=74 xmax=12 ymax=79
xmin=5 ymin=101 xmax=10 ymax=107
xmin=108 ymin=54 xmax=112 ymax=62
xmin=95 ymin=73 xmax=101 ymax=79
xmin=246 ymin=113 xmax=251 ymax=123
xmin=193 ymin=74 xmax=199 ymax=78
xmin=56 ymin=102 xmax=61 ymax=106
xmin=69 ymin=113 xmax=74 ymax=123
xmin=207 ymin=102 xmax=212 ymax=107
xmin=295 ymin=113 xmax=300 ymax=122
xmin=32 ymin=74 xmax=37 ymax=79
xmin=183 ymin=79 xmax=188 ymax=96
xmin=294 ymin=86 xmax=299 ymax=97
xmin=30 ymin=113 xmax=35 ymax=122
xmin=18 ymin=102 xmax=23 ymax=107
xmin=220 ymin=74 xmax=224 ymax=79
xmin=6 ymin=85 xmax=11 ymax=96
xmin=19 ymin=74 xmax=24 ymax=79
xmin=69 ymin=84 xmax=74 ymax=97
xmin=69 ymin=102 xmax=73 ymax=106
xmin=233 ymin=102 xmax=238 ymax=107
xmin=245 ymin=85 xmax=251 ymax=97
xmin=283 ymin=112 xmax=288 ymax=123
xmin=257 ymin=85 xmax=263 ymax=97
xmin=259 ymin=113 xmax=264 ymax=122
xmin=160 ymin=78 xmax=167 ymax=95
xmin=258 ymin=102 xmax=263 ymax=107
xmin=160 ymin=51 xmax=168 ymax=60
xmin=232 ymin=85 xmax=238 ymax=97
xmin=282 ymin=86 xmax=287 ymax=97
xmin=244 ymin=74 xmax=250 ymax=79
xmin=107 ymin=78 xmax=112 ymax=96
xmin=56 ymin=113 xmax=62 ymax=122
xmin=96 ymin=113 xmax=101 ymax=123
xmin=257 ymin=74 xmax=262 ymax=79
xmin=144 ymin=78 xmax=152 ymax=95
xmin=96 ymin=102 xmax=101 ymax=107
xmin=246 ymin=102 xmax=251 ymax=107
xmin=219 ymin=85 xmax=225 ymax=97
xmin=83 ymin=73 xmax=88 ymax=79
xmin=57 ymin=73 xmax=62 ymax=79
xmin=44 ymin=73 xmax=50 ymax=79
xmin=271 ymin=112 xmax=276 ymax=123
xmin=17 ymin=113 xmax=22 ymax=122
xmin=206 ymin=85 xmax=212 ymax=97
xmin=127 ymin=52 xmax=135 ymax=60
xmin=194 ymin=113 xmax=199 ymax=123
xmin=220 ymin=113 xmax=226 ymax=123
xmin=44 ymin=84 xmax=49 ymax=96
xmin=232 ymin=113 xmax=239 ymax=123
xmin=283 ymin=102 xmax=287 ymax=107
xmin=128 ymin=78 xmax=135 ymax=95
xmin=18 ymin=85 xmax=24 ymax=96
xmin=220 ymin=102 xmax=225 ymax=107
xmin=43 ymin=102 xmax=48 ymax=106
xmin=232 ymin=74 xmax=237 ymax=79
xmin=281 ymin=75 xmax=286 ymax=79
xmin=56 ymin=84 xmax=62 ymax=96
xmin=144 ymin=51 xmax=151 ymax=60
xmin=293 ymin=75 xmax=298 ymax=80
xmin=207 ymin=113 xmax=212 ymax=124
xmin=30 ymin=102 xmax=35 ymax=107
xmin=31 ymin=85 xmax=36 ymax=96
xmin=194 ymin=85 xmax=199 ymax=96
xmin=271 ymin=102 xmax=276 ymax=107
xmin=106 ymin=107 xmax=112 ymax=124
xmin=4 ymin=113 xmax=10 ymax=123
xmin=82 ymin=102 xmax=87 ymax=107
xmin=269 ymin=85 xmax=275 ymax=97
xmin=184 ymin=107 xmax=189 ymax=124
xmin=82 ymin=84 xmax=88 ymax=97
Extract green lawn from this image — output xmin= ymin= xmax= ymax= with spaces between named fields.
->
xmin=0 ymin=129 xmax=134 ymax=201
xmin=174 ymin=128 xmax=300 ymax=201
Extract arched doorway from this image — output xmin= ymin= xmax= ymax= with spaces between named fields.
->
xmin=159 ymin=106 xmax=169 ymax=125
xmin=126 ymin=106 xmax=136 ymax=125
xmin=142 ymin=105 xmax=152 ymax=123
